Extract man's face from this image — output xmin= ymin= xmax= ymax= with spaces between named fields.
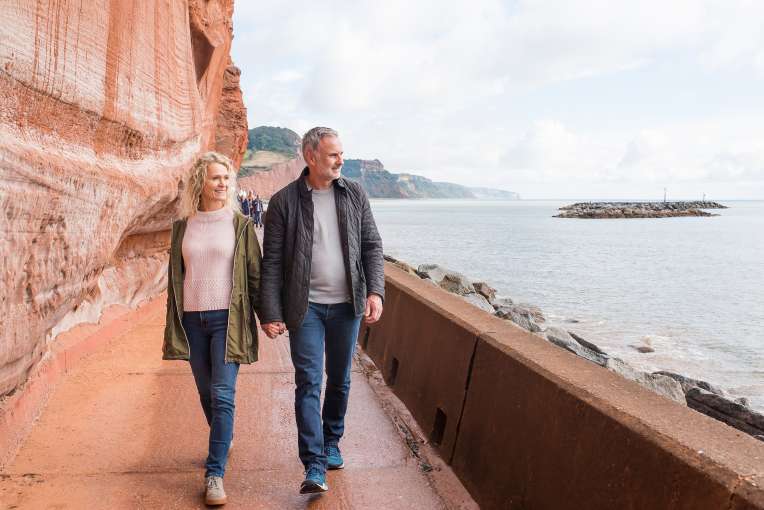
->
xmin=307 ymin=136 xmax=344 ymax=181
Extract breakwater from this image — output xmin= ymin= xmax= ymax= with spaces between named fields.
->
xmin=555 ymin=201 xmax=727 ymax=218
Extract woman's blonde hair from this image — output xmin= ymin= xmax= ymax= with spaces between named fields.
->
xmin=179 ymin=151 xmax=240 ymax=218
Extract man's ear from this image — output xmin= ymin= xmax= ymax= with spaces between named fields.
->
xmin=303 ymin=148 xmax=314 ymax=166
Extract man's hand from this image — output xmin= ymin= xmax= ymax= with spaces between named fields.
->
xmin=261 ymin=321 xmax=286 ymax=339
xmin=364 ymin=294 xmax=383 ymax=324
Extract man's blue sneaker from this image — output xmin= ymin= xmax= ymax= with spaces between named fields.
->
xmin=325 ymin=443 xmax=345 ymax=470
xmin=300 ymin=465 xmax=328 ymax=494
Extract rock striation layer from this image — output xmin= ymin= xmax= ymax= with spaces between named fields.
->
xmin=238 ymin=155 xmax=306 ymax=199
xmin=555 ymin=201 xmax=727 ymax=218
xmin=0 ymin=0 xmax=247 ymax=397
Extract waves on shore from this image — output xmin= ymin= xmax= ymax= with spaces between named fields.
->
xmin=370 ymin=198 xmax=764 ymax=413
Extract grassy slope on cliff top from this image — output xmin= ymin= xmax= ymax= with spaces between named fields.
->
xmin=239 ymin=126 xmax=301 ymax=177
xmin=247 ymin=126 xmax=300 ymax=156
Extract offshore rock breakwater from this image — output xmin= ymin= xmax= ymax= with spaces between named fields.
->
xmin=383 ymin=255 xmax=764 ymax=441
xmin=555 ymin=201 xmax=728 ymax=218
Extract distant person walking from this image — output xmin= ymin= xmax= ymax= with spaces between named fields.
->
xmin=246 ymin=190 xmax=256 ymax=223
xmin=162 ymin=152 xmax=262 ymax=506
xmin=240 ymin=190 xmax=252 ymax=217
xmin=260 ymin=127 xmax=385 ymax=494
xmin=253 ymin=194 xmax=264 ymax=228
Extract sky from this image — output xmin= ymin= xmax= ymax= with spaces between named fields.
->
xmin=231 ymin=1 xmax=764 ymax=199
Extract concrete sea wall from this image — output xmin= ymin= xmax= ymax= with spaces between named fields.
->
xmin=364 ymin=263 xmax=764 ymax=509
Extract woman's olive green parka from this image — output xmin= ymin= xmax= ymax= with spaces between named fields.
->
xmin=162 ymin=211 xmax=261 ymax=363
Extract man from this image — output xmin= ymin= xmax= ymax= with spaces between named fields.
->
xmin=259 ymin=127 xmax=384 ymax=494
xmin=253 ymin=194 xmax=264 ymax=228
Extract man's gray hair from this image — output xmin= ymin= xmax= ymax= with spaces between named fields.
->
xmin=302 ymin=127 xmax=338 ymax=157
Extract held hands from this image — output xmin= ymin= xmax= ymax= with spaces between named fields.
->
xmin=364 ymin=294 xmax=383 ymax=324
xmin=261 ymin=296 xmax=382 ymax=336
xmin=261 ymin=321 xmax=286 ymax=339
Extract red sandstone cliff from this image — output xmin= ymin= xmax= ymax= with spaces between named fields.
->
xmin=0 ymin=1 xmax=247 ymax=396
xmin=238 ymin=156 xmax=306 ymax=199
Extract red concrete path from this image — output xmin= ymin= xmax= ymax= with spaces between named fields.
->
xmin=0 ymin=295 xmax=473 ymax=509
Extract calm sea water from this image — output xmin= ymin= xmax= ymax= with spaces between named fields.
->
xmin=370 ymin=199 xmax=764 ymax=411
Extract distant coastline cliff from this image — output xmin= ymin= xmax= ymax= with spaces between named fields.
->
xmin=238 ymin=127 xmax=519 ymax=200
xmin=342 ymin=159 xmax=520 ymax=199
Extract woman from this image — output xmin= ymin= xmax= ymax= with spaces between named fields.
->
xmin=162 ymin=152 xmax=261 ymax=506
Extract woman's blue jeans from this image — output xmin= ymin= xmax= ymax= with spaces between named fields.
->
xmin=182 ymin=309 xmax=239 ymax=478
xmin=289 ymin=302 xmax=362 ymax=470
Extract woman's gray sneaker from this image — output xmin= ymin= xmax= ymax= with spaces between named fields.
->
xmin=205 ymin=476 xmax=227 ymax=506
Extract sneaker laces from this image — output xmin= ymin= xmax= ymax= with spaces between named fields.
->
xmin=326 ymin=444 xmax=340 ymax=457
xmin=305 ymin=465 xmax=323 ymax=479
xmin=207 ymin=477 xmax=221 ymax=490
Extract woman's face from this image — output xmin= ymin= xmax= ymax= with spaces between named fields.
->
xmin=201 ymin=162 xmax=229 ymax=207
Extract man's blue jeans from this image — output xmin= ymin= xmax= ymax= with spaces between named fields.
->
xmin=182 ymin=309 xmax=239 ymax=478
xmin=289 ymin=302 xmax=362 ymax=470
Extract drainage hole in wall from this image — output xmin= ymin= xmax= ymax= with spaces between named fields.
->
xmin=431 ymin=408 xmax=447 ymax=446
xmin=388 ymin=357 xmax=399 ymax=386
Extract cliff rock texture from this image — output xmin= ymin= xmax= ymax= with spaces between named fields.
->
xmin=0 ymin=0 xmax=247 ymax=396
xmin=238 ymin=155 xmax=305 ymax=199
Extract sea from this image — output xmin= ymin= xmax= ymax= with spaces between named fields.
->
xmin=369 ymin=199 xmax=764 ymax=411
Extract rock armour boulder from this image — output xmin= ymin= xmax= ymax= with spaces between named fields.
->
xmin=555 ymin=201 xmax=726 ymax=218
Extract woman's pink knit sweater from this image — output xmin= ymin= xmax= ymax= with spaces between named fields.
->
xmin=181 ymin=207 xmax=236 ymax=312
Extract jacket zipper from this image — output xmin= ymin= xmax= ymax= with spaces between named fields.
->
xmin=224 ymin=220 xmax=248 ymax=363
xmin=305 ymin=203 xmax=313 ymax=317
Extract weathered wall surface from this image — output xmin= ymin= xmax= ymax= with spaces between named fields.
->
xmin=364 ymin=264 xmax=764 ymax=509
xmin=214 ymin=61 xmax=249 ymax=165
xmin=0 ymin=0 xmax=247 ymax=397
xmin=238 ymin=155 xmax=305 ymax=199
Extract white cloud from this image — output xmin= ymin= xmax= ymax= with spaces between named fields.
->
xmin=272 ymin=70 xmax=304 ymax=83
xmin=615 ymin=131 xmax=677 ymax=181
xmin=501 ymin=120 xmax=608 ymax=180
xmin=705 ymin=150 xmax=764 ymax=181
xmin=231 ymin=0 xmax=764 ymax=198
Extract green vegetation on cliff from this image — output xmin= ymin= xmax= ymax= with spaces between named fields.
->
xmin=247 ymin=126 xmax=300 ymax=156
xmin=240 ymin=126 xmax=301 ymax=177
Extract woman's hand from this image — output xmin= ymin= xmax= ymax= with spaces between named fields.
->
xmin=261 ymin=321 xmax=286 ymax=339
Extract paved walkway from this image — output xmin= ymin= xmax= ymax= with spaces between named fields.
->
xmin=0 ymin=295 xmax=455 ymax=509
